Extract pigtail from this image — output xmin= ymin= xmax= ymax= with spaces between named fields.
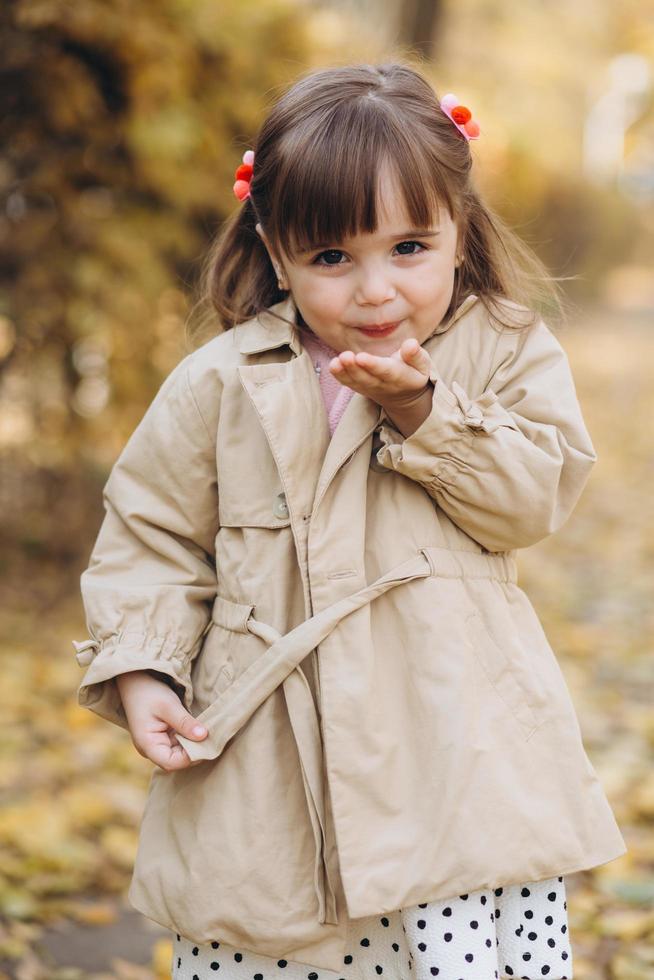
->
xmin=452 ymin=188 xmax=574 ymax=333
xmin=186 ymin=194 xmax=286 ymax=347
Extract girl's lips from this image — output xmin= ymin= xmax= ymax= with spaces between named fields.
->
xmin=356 ymin=321 xmax=401 ymax=337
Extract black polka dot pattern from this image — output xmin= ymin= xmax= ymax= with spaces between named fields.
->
xmin=171 ymin=876 xmax=572 ymax=979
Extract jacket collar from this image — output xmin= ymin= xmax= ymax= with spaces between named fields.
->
xmin=235 ymin=292 xmax=480 ymax=356
xmin=236 ymin=296 xmax=303 ymax=355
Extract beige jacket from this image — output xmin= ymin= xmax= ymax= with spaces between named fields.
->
xmin=73 ymin=292 xmax=626 ymax=972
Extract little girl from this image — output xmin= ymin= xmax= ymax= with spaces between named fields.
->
xmin=73 ymin=63 xmax=626 ymax=980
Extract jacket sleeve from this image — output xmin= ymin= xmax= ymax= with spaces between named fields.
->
xmin=72 ymin=355 xmax=220 ymax=731
xmin=375 ymin=317 xmax=597 ymax=552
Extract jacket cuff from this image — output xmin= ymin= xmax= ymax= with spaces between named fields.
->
xmin=375 ymin=363 xmax=519 ymax=489
xmin=72 ymin=631 xmax=197 ymax=732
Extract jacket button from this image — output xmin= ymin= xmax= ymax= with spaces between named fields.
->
xmin=273 ymin=491 xmax=289 ymax=519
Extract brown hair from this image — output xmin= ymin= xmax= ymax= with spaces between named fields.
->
xmin=188 ymin=62 xmax=571 ymax=344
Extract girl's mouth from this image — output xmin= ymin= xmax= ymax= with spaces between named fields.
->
xmin=356 ymin=321 xmax=401 ymax=337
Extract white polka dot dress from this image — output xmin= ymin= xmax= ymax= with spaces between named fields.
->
xmin=170 ymin=875 xmax=573 ymax=979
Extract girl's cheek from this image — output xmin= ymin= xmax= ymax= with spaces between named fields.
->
xmin=302 ymin=276 xmax=331 ymax=303
xmin=314 ymin=278 xmax=345 ymax=302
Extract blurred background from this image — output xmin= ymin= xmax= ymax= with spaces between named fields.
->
xmin=1 ymin=1 xmax=653 ymax=977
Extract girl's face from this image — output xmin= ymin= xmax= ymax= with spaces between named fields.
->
xmin=256 ymin=163 xmax=462 ymax=356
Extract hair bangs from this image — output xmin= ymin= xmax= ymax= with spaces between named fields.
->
xmin=270 ymin=99 xmax=452 ymax=260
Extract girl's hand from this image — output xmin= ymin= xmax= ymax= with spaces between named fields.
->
xmin=115 ymin=670 xmax=208 ymax=771
xmin=329 ymin=337 xmax=432 ymax=412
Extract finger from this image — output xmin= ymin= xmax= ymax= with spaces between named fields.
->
xmin=400 ymin=337 xmax=421 ymax=367
xmin=329 ymin=354 xmax=365 ymax=390
xmin=328 ymin=355 xmax=354 ymax=381
xmin=337 ymin=350 xmax=389 ymax=379
xmin=400 ymin=338 xmax=429 ymax=369
xmin=142 ymin=717 xmax=208 ymax=768
xmin=160 ymin=701 xmax=208 ymax=742
xmin=400 ymin=337 xmax=419 ymax=359
xmin=167 ymin=735 xmax=206 ymax=769
xmin=331 ymin=350 xmax=405 ymax=395
xmin=331 ymin=351 xmax=357 ymax=371
xmin=145 ymin=730 xmax=197 ymax=771
xmin=353 ymin=350 xmax=397 ymax=382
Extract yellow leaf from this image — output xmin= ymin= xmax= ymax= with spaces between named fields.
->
xmin=152 ymin=936 xmax=174 ymax=978
xmin=631 ymin=773 xmax=654 ymax=818
xmin=63 ymin=701 xmax=96 ymax=730
xmin=598 ymin=909 xmax=654 ymax=941
xmin=66 ymin=900 xmax=118 ymax=925
xmin=101 ymin=825 xmax=138 ymax=869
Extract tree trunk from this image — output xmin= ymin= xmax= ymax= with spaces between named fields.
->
xmin=397 ymin=0 xmax=443 ymax=59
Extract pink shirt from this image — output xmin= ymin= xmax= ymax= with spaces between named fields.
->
xmin=300 ymin=329 xmax=355 ymax=436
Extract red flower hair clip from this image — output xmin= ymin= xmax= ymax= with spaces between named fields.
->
xmin=439 ymin=94 xmax=480 ymax=141
xmin=233 ymin=149 xmax=255 ymax=201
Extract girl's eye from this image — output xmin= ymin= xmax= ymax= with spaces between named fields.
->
xmin=312 ymin=241 xmax=427 ymax=266
xmin=314 ymin=249 xmax=345 ymax=266
xmin=395 ymin=240 xmax=427 ymax=256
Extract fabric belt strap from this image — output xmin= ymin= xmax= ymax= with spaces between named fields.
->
xmin=175 ymin=546 xmax=517 ymax=925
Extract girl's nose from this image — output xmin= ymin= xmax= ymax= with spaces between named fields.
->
xmin=354 ymin=264 xmax=397 ymax=306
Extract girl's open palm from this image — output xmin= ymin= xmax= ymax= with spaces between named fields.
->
xmin=115 ymin=670 xmax=208 ymax=771
xmin=329 ymin=337 xmax=432 ymax=408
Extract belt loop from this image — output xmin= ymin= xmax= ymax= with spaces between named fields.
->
xmin=498 ymin=552 xmax=516 ymax=583
xmin=419 ymin=547 xmax=436 ymax=576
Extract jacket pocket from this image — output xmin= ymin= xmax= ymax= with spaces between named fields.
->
xmin=464 ymin=606 xmax=548 ymax=739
